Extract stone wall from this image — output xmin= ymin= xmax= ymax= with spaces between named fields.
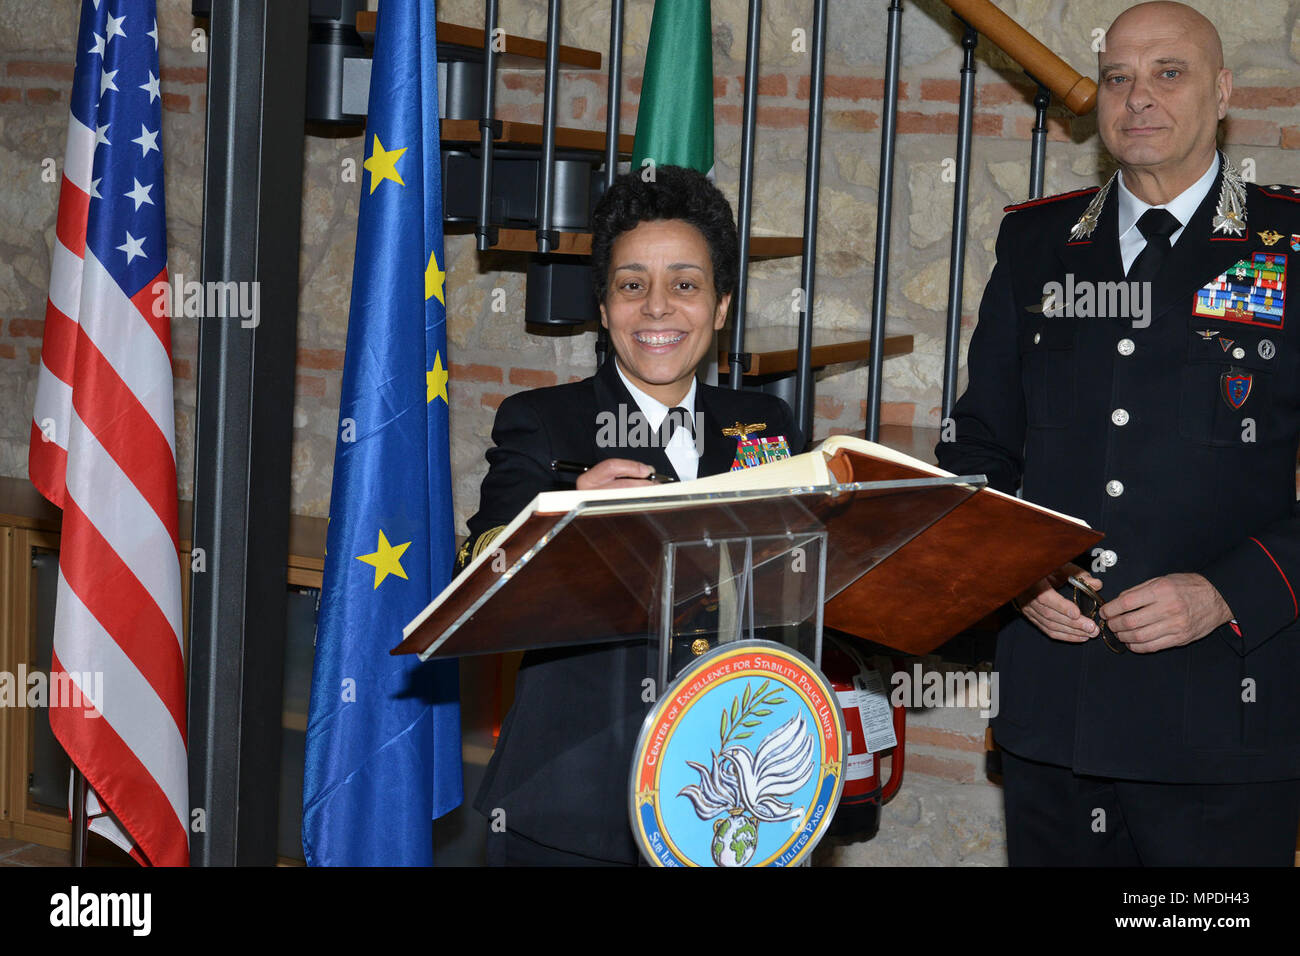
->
xmin=4 ymin=0 xmax=1300 ymax=866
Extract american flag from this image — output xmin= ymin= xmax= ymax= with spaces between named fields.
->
xmin=28 ymin=0 xmax=188 ymax=866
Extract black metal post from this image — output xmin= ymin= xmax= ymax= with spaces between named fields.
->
xmin=728 ymin=0 xmax=763 ymax=389
xmin=596 ymin=0 xmax=624 ymax=370
xmin=942 ymin=22 xmax=977 ymax=421
xmin=70 ymin=769 xmax=87 ymax=866
xmin=795 ymin=0 xmax=828 ymax=438
xmin=188 ymin=0 xmax=307 ymax=866
xmin=536 ymin=0 xmax=562 ymax=252
xmin=603 ymin=0 xmax=624 ymax=191
xmin=476 ymin=0 xmax=500 ymax=250
xmin=1029 ymin=80 xmax=1051 ymax=200
xmin=866 ymin=0 xmax=903 ymax=440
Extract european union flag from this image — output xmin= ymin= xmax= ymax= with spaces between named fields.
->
xmin=303 ymin=0 xmax=462 ymax=866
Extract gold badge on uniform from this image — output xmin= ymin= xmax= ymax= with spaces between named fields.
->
xmin=723 ymin=421 xmax=766 ymax=439
xmin=1258 ymin=229 xmax=1284 ymax=246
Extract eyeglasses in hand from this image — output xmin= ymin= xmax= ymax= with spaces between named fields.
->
xmin=1068 ymin=575 xmax=1125 ymax=655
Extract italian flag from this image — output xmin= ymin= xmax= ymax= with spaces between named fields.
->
xmin=631 ymin=0 xmax=715 ymax=178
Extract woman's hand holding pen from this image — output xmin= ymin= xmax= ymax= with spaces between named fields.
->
xmin=573 ymin=458 xmax=658 ymax=490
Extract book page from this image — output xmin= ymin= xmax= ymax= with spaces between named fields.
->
xmin=409 ymin=434 xmax=1090 ymax=646
xmin=815 ymin=434 xmax=1090 ymax=527
xmin=530 ymin=449 xmax=831 ymax=515
xmin=408 ymin=450 xmax=836 ymax=637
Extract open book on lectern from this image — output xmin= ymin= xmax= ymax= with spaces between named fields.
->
xmin=394 ymin=435 xmax=1104 ymax=659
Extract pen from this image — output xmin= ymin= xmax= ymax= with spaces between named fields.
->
xmin=550 ymin=459 xmax=677 ymax=484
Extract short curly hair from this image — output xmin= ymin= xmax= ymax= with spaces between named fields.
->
xmin=589 ymin=165 xmax=739 ymax=306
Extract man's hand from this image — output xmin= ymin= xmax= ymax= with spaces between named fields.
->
xmin=1100 ymin=573 xmax=1233 ymax=654
xmin=575 ymin=458 xmax=656 ymax=491
xmin=1015 ymin=563 xmax=1101 ymax=643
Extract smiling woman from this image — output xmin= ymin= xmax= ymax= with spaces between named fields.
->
xmin=590 ymin=165 xmax=739 ymax=410
xmin=599 ymin=218 xmax=730 ymax=408
xmin=459 ymin=166 xmax=802 ymax=865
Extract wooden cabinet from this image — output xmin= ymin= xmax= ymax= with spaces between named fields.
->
xmin=0 ymin=477 xmax=325 ymax=861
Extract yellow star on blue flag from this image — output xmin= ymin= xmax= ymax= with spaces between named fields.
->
xmin=425 ymin=249 xmax=445 ymax=304
xmin=355 ymin=529 xmax=411 ymax=589
xmin=305 ymin=1 xmax=462 ymax=867
xmin=363 ymin=134 xmax=406 ymax=194
xmin=427 ymin=351 xmax=448 ymax=405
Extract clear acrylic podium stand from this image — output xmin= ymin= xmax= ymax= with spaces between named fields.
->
xmin=397 ymin=475 xmax=984 ymax=680
xmin=573 ymin=477 xmax=981 ymax=692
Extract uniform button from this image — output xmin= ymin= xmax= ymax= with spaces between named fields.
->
xmin=1106 ymin=480 xmax=1124 ymax=497
xmin=1117 ymin=338 xmax=1135 ymax=356
xmin=691 ymin=638 xmax=710 ymax=657
xmin=1111 ymin=408 xmax=1130 ymax=426
xmin=1033 ymin=332 xmax=1041 ymax=345
xmin=1232 ymin=347 xmax=1246 ymax=360
xmin=1101 ymin=549 xmax=1118 ymax=568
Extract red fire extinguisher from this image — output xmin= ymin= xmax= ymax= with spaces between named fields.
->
xmin=822 ymin=637 xmax=906 ymax=841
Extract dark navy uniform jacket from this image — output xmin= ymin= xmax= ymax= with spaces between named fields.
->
xmin=462 ymin=355 xmax=801 ymax=862
xmin=937 ymin=155 xmax=1300 ymax=783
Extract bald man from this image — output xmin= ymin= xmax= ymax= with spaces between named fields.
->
xmin=938 ymin=1 xmax=1300 ymax=865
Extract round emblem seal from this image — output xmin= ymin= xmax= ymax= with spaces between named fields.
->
xmin=629 ymin=640 xmax=846 ymax=867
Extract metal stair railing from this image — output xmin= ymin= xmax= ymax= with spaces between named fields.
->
xmin=470 ymin=0 xmax=1098 ymax=441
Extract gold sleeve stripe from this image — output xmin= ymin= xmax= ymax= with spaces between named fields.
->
xmin=471 ymin=525 xmax=507 ymax=560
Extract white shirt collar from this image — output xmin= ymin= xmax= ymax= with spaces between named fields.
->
xmin=613 ymin=360 xmax=697 ymax=427
xmin=613 ymin=361 xmax=701 ymax=480
xmin=1117 ymin=152 xmax=1219 ymax=247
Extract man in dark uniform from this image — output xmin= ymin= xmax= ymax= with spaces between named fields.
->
xmin=458 ymin=166 xmax=801 ymax=865
xmin=938 ymin=0 xmax=1300 ymax=864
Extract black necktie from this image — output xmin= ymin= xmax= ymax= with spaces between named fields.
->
xmin=1127 ymin=208 xmax=1181 ymax=284
xmin=659 ymin=406 xmax=695 ymax=446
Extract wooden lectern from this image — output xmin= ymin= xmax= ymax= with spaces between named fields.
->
xmin=395 ymin=443 xmax=1102 ymax=674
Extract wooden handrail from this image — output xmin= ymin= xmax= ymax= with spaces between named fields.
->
xmin=942 ymin=0 xmax=1097 ymax=115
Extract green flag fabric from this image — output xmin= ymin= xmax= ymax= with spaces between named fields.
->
xmin=631 ymin=0 xmax=715 ymax=176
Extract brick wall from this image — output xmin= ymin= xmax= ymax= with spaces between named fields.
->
xmin=0 ymin=0 xmax=209 ymax=488
xmin=6 ymin=0 xmax=1300 ymax=868
xmin=7 ymin=0 xmax=1300 ymax=520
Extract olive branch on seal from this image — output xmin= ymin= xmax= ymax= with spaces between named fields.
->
xmin=718 ymin=679 xmax=788 ymax=750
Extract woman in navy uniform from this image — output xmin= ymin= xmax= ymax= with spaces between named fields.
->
xmin=461 ymin=166 xmax=802 ymax=865
xmin=938 ymin=2 xmax=1300 ymax=864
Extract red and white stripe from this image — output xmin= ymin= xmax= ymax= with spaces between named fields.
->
xmin=29 ymin=106 xmax=189 ymax=866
